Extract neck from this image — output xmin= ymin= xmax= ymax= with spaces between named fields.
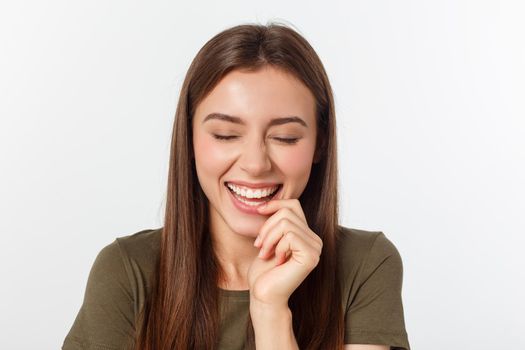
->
xmin=211 ymin=228 xmax=259 ymax=290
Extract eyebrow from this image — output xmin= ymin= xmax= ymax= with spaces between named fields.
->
xmin=202 ymin=112 xmax=308 ymax=128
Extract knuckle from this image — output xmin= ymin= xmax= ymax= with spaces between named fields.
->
xmin=285 ymin=230 xmax=296 ymax=239
xmin=306 ymin=255 xmax=320 ymax=269
xmin=275 ymin=210 xmax=286 ymax=221
xmin=278 ymin=219 xmax=289 ymax=230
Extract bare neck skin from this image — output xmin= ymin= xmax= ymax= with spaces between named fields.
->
xmin=210 ymin=210 xmax=259 ymax=290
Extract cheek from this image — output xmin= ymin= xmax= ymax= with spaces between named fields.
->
xmin=193 ymin=135 xmax=232 ymax=181
xmin=276 ymin=145 xmax=314 ymax=180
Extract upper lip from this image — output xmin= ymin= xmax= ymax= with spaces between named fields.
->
xmin=225 ymin=180 xmax=282 ymax=189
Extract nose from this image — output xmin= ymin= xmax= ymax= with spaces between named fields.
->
xmin=238 ymin=137 xmax=272 ymax=175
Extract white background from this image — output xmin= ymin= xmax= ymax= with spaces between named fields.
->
xmin=1 ymin=1 xmax=524 ymax=349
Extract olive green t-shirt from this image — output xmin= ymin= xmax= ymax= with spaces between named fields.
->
xmin=62 ymin=226 xmax=410 ymax=349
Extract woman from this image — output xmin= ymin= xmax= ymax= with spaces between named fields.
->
xmin=63 ymin=22 xmax=410 ymax=350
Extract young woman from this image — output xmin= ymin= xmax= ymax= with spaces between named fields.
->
xmin=63 ymin=22 xmax=410 ymax=350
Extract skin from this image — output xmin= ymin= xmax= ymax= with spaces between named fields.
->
xmin=192 ymin=65 xmax=388 ymax=350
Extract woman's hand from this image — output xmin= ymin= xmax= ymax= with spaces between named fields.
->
xmin=247 ymin=198 xmax=323 ymax=308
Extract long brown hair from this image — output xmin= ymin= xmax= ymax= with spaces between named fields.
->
xmin=132 ymin=21 xmax=343 ymax=350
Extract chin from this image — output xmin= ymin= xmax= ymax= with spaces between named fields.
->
xmin=228 ymin=219 xmax=264 ymax=237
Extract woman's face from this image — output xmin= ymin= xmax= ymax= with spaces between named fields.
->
xmin=192 ymin=65 xmax=318 ymax=239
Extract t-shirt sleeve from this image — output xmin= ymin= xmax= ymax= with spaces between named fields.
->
xmin=344 ymin=232 xmax=410 ymax=350
xmin=62 ymin=240 xmax=136 ymax=350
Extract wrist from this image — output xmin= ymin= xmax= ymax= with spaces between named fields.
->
xmin=249 ymin=297 xmax=290 ymax=319
xmin=249 ymin=298 xmax=293 ymax=334
xmin=249 ymin=301 xmax=297 ymax=349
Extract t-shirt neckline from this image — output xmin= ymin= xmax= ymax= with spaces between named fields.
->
xmin=218 ymin=288 xmax=250 ymax=300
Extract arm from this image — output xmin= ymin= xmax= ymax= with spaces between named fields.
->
xmin=249 ymin=301 xmax=299 ymax=350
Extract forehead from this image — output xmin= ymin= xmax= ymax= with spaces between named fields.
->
xmin=194 ymin=66 xmax=316 ymax=126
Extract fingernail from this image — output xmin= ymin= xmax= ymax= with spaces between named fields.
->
xmin=258 ymin=248 xmax=265 ymax=258
xmin=254 ymin=235 xmax=261 ymax=247
xmin=257 ymin=203 xmax=267 ymax=210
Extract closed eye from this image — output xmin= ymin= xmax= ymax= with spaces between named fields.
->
xmin=274 ymin=137 xmax=299 ymax=144
xmin=212 ymin=135 xmax=299 ymax=144
xmin=213 ymin=135 xmax=238 ymax=141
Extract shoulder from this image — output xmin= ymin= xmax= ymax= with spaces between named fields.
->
xmin=88 ymin=227 xmax=162 ymax=299
xmin=63 ymin=229 xmax=162 ymax=349
xmin=336 ymin=226 xmax=409 ymax=349
xmin=335 ymin=225 xmax=404 ymax=302
xmin=110 ymin=227 xmax=162 ymax=283
xmin=87 ymin=228 xmax=162 ymax=291
xmin=93 ymin=228 xmax=162 ymax=314
xmin=113 ymin=227 xmax=162 ymax=262
xmin=94 ymin=227 xmax=161 ymax=272
xmin=336 ymin=225 xmax=403 ymax=272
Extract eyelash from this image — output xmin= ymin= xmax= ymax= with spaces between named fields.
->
xmin=212 ymin=135 xmax=299 ymax=144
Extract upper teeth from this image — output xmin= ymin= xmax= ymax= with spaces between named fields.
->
xmin=226 ymin=183 xmax=279 ymax=198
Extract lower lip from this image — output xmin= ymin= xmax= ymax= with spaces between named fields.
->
xmin=226 ymin=184 xmax=282 ymax=215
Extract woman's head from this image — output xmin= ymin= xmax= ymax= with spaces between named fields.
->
xmin=135 ymin=22 xmax=343 ymax=350
xmin=174 ymin=22 xmax=336 ymax=234
xmin=192 ymin=65 xmax=320 ymax=239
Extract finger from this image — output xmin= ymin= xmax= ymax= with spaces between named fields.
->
xmin=257 ymin=209 xmax=323 ymax=251
xmin=258 ymin=219 xmax=319 ymax=260
xmin=258 ymin=219 xmax=302 ymax=259
xmin=255 ymin=207 xmax=307 ymax=248
xmin=276 ymin=250 xmax=292 ymax=266
xmin=256 ymin=198 xmax=307 ymax=222
xmin=258 ymin=217 xmax=323 ymax=256
xmin=274 ymin=231 xmax=321 ymax=269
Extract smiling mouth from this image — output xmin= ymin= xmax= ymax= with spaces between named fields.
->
xmin=224 ymin=182 xmax=282 ymax=202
